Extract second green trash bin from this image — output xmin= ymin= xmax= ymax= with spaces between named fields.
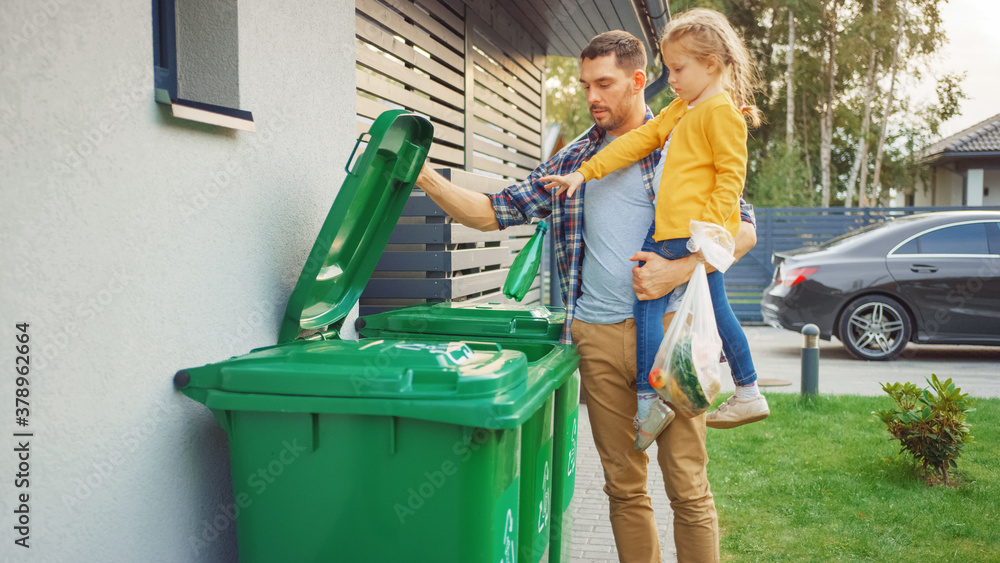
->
xmin=358 ymin=302 xmax=581 ymax=563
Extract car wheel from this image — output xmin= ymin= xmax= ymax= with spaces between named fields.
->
xmin=838 ymin=295 xmax=912 ymax=361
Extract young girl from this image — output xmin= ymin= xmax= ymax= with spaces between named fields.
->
xmin=542 ymin=8 xmax=769 ymax=450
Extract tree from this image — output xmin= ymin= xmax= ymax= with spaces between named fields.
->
xmin=844 ymin=0 xmax=878 ymax=207
xmin=784 ymin=9 xmax=797 ymax=201
xmin=543 ymin=57 xmax=591 ymax=143
xmin=785 ymin=10 xmax=795 ymax=149
xmin=818 ymin=0 xmax=840 ymax=208
xmin=852 ymin=0 xmax=880 ymax=208
xmin=540 ymin=0 xmax=965 ymax=209
xmin=871 ymin=0 xmax=906 ymax=204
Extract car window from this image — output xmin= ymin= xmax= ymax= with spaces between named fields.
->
xmin=895 ymin=237 xmax=918 ymax=254
xmin=902 ymin=223 xmax=989 ymax=255
xmin=817 ymin=220 xmax=891 ymax=249
xmin=989 ymin=222 xmax=1000 ymax=254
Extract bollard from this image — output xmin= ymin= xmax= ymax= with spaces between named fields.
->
xmin=801 ymin=324 xmax=820 ymax=395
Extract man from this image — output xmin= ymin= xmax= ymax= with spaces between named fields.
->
xmin=416 ymin=31 xmax=756 ymax=562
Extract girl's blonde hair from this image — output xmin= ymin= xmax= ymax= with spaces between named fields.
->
xmin=660 ymin=8 xmax=763 ymax=128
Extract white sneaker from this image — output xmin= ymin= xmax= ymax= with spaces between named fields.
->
xmin=706 ymin=394 xmax=769 ymax=429
xmin=633 ymin=399 xmax=676 ymax=451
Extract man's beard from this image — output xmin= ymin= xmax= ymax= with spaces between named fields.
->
xmin=591 ymin=103 xmax=626 ymax=132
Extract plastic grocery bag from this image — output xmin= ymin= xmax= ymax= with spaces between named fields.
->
xmin=647 ymin=220 xmax=735 ymax=417
xmin=687 ymin=219 xmax=736 ymax=274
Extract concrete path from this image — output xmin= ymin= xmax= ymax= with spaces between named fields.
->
xmin=570 ymin=401 xmax=677 ymax=563
xmin=569 ymin=326 xmax=999 ymax=562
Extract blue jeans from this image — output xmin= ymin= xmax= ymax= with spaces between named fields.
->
xmin=634 ymin=223 xmax=757 ymax=393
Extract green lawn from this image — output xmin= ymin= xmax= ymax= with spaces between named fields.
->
xmin=706 ymin=393 xmax=1000 ymax=562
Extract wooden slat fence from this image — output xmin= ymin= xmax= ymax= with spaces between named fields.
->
xmin=355 ymin=0 xmax=545 ymax=179
xmin=360 ymin=168 xmax=542 ymax=315
xmin=355 ymin=1 xmax=550 ymax=315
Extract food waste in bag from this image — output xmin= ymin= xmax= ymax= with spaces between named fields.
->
xmin=647 ymin=220 xmax=735 ymax=417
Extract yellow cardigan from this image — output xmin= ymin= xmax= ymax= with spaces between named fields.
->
xmin=577 ymin=93 xmax=748 ymax=241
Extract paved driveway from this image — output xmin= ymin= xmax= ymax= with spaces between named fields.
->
xmin=737 ymin=326 xmax=1000 ymax=398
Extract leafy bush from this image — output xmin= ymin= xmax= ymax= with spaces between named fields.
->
xmin=876 ymin=374 xmax=975 ymax=485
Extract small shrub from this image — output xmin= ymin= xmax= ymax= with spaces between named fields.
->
xmin=876 ymin=373 xmax=975 ymax=485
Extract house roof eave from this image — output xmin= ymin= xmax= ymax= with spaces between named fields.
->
xmin=922 ymin=150 xmax=1000 ymax=167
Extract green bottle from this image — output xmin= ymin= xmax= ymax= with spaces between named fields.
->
xmin=503 ymin=221 xmax=548 ymax=301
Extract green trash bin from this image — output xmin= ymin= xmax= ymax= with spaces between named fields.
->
xmin=358 ymin=303 xmax=580 ymax=563
xmin=549 ymin=364 xmax=579 ymax=563
xmin=173 ymin=110 xmax=581 ymax=562
xmin=176 ymin=338 xmax=577 ymax=562
xmin=356 ymin=301 xmax=565 ymax=343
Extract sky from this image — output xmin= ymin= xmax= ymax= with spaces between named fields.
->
xmin=933 ymin=0 xmax=1000 ymax=135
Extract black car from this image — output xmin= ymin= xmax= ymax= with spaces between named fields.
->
xmin=761 ymin=210 xmax=1000 ymax=360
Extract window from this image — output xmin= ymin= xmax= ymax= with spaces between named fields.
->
xmin=896 ymin=223 xmax=990 ymax=255
xmin=152 ymin=0 xmax=254 ymax=131
xmin=988 ymin=222 xmax=1000 ymax=254
xmin=152 ymin=0 xmax=177 ymax=102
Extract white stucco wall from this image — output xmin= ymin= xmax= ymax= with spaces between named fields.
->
xmin=907 ymin=166 xmax=1000 ymax=207
xmin=948 ymin=173 xmax=964 ymax=206
xmin=0 ymin=1 xmax=355 ymax=561
xmin=984 ymin=169 xmax=1000 ymax=206
xmin=907 ymin=172 xmax=935 ymax=206
xmin=909 ymin=166 xmax=961 ymax=206
xmin=931 ymin=166 xmax=963 ymax=206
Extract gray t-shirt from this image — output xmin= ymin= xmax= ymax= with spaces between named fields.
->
xmin=574 ymin=136 xmax=667 ymax=323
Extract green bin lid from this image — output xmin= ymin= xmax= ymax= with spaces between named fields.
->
xmin=178 ymin=340 xmax=525 ymax=399
xmin=174 ymin=338 xmax=577 ymax=428
xmin=358 ymin=302 xmax=566 ymax=342
xmin=278 ymin=111 xmax=433 ymax=344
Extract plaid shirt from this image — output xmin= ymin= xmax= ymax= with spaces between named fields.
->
xmin=489 ymin=107 xmax=755 ymax=343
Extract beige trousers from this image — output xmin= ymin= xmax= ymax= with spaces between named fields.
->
xmin=572 ymin=318 xmax=719 ymax=563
